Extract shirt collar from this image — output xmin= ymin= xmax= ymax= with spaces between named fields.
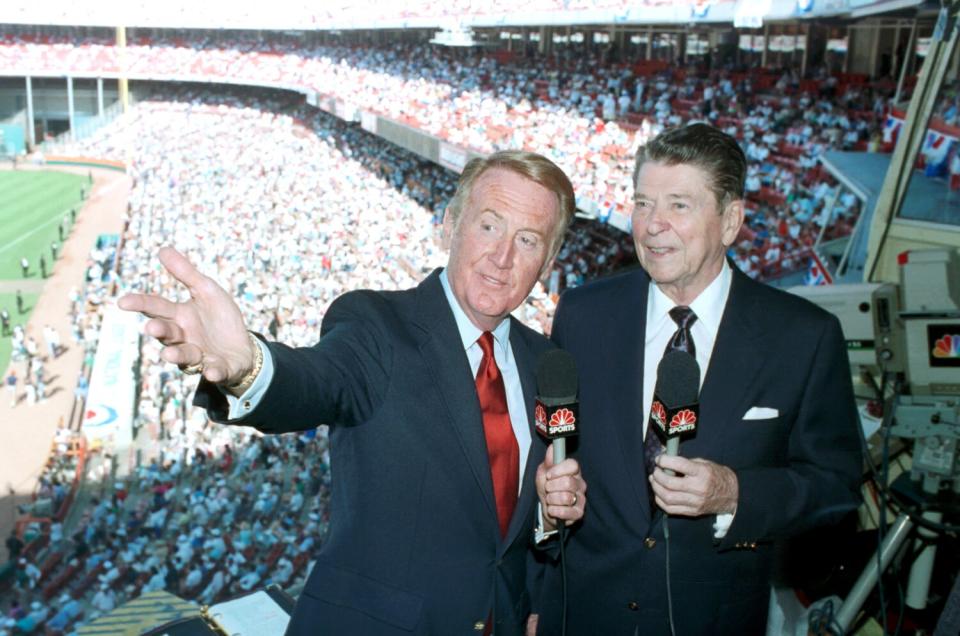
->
xmin=647 ymin=259 xmax=732 ymax=336
xmin=440 ymin=269 xmax=511 ymax=356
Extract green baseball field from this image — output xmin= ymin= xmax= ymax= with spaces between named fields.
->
xmin=0 ymin=170 xmax=88 ymax=372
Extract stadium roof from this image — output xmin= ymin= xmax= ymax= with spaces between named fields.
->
xmin=0 ymin=0 xmax=926 ymax=31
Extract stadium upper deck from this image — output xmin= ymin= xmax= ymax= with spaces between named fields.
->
xmin=0 ymin=0 xmax=922 ymax=30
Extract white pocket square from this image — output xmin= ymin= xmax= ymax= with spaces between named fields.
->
xmin=743 ymin=406 xmax=779 ymax=420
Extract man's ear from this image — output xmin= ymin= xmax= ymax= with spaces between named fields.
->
xmin=441 ymin=209 xmax=455 ymax=251
xmin=721 ymin=199 xmax=745 ymax=247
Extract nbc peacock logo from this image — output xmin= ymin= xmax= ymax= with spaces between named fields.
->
xmin=550 ymin=408 xmax=576 ymax=428
xmin=932 ymin=333 xmax=960 ymax=359
xmin=547 ymin=407 xmax=577 ymax=435
xmin=535 ymin=403 xmax=547 ymax=426
xmin=669 ymin=409 xmax=697 ymax=434
xmin=650 ymin=401 xmax=667 ymax=428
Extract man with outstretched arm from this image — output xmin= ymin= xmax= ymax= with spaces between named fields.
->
xmin=121 ymin=150 xmax=587 ymax=636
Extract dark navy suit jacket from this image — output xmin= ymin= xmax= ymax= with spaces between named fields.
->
xmin=197 ymin=269 xmax=553 ymax=635
xmin=536 ymin=266 xmax=862 ymax=636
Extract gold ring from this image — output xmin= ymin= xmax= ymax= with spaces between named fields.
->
xmin=571 ymin=492 xmax=579 ymax=507
xmin=180 ymin=360 xmax=204 ymax=375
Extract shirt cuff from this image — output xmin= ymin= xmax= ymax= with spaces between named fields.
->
xmin=222 ymin=338 xmax=275 ymax=419
xmin=713 ymin=512 xmax=735 ymax=539
xmin=534 ymin=502 xmax=558 ymax=544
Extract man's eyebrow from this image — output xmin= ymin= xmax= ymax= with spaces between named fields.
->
xmin=633 ymin=191 xmax=695 ymax=200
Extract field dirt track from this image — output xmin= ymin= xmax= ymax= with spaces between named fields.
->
xmin=0 ymin=163 xmax=130 ymax=544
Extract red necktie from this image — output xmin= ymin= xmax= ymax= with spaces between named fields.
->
xmin=475 ymin=331 xmax=519 ymax=538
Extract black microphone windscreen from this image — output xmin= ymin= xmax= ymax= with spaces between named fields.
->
xmin=655 ymin=350 xmax=700 ymax=407
xmin=536 ymin=349 xmax=578 ymax=400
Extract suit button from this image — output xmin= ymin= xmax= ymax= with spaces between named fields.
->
xmin=627 ymin=601 xmax=639 ymax=611
xmin=644 ymin=537 xmax=656 ymax=549
xmin=474 ymin=621 xmax=485 ymax=631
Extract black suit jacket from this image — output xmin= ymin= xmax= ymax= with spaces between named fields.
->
xmin=197 ymin=269 xmax=554 ymax=635
xmin=536 ymin=266 xmax=862 ymax=635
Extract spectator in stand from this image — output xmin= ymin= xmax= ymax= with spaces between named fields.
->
xmin=4 ymin=531 xmax=24 ymax=562
xmin=46 ymin=593 xmax=83 ymax=631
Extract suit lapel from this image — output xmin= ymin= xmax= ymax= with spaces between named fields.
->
xmin=692 ymin=267 xmax=770 ymax=462
xmin=607 ymin=272 xmax=653 ymax=520
xmin=503 ymin=321 xmax=542 ymax=548
xmin=413 ymin=271 xmax=499 ymax=526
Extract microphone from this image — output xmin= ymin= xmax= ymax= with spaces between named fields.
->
xmin=534 ymin=349 xmax=579 ymax=465
xmin=649 ymin=350 xmax=700 ymax=475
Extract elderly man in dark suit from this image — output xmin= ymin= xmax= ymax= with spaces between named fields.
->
xmin=121 ymin=150 xmax=586 ymax=636
xmin=534 ymin=124 xmax=862 ymax=635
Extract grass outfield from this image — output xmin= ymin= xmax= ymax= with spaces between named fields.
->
xmin=0 ymin=291 xmax=39 ymax=376
xmin=0 ymin=171 xmax=88 ymax=280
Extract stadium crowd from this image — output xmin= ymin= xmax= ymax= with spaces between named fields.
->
xmin=2 ymin=32 xmax=881 ymax=277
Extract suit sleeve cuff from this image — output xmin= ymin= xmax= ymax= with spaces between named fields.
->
xmin=222 ymin=338 xmax=275 ymax=419
xmin=534 ymin=502 xmax=558 ymax=544
xmin=713 ymin=511 xmax=735 ymax=539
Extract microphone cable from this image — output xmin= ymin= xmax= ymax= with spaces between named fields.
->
xmin=558 ymin=523 xmax=568 ymax=636
xmin=663 ymin=514 xmax=678 ymax=636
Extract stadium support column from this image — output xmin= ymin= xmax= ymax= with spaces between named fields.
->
xmin=893 ymin=21 xmax=902 ymax=79
xmin=952 ymin=27 xmax=960 ymax=77
xmin=870 ymin=22 xmax=881 ymax=79
xmin=761 ymin=23 xmax=768 ymax=68
xmin=646 ymin=27 xmax=653 ymax=60
xmin=67 ymin=76 xmax=75 ymax=140
xmin=97 ymin=77 xmax=104 ymax=117
xmin=801 ymin=23 xmax=809 ymax=78
xmin=116 ymin=26 xmax=129 ymax=113
xmin=895 ymin=20 xmax=918 ymax=106
xmin=844 ymin=25 xmax=851 ymax=72
xmin=25 ymin=76 xmax=35 ymax=148
xmin=540 ymin=27 xmax=550 ymax=55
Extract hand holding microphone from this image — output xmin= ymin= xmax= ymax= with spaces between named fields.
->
xmin=647 ymin=350 xmax=738 ymax=516
xmin=534 ymin=350 xmax=586 ymax=529
xmin=650 ymin=455 xmax=739 ymax=516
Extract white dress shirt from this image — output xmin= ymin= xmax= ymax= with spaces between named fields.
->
xmin=643 ymin=259 xmax=735 ymax=536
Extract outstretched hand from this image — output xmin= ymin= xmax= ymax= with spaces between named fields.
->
xmin=118 ymin=247 xmax=255 ymax=386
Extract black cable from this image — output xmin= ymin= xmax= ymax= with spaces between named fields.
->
xmin=663 ymin=516 xmax=677 ymax=636
xmin=809 ymin=598 xmax=843 ymax=635
xmin=893 ymin=580 xmax=905 ymax=636
xmin=877 ymin=371 xmax=893 ymax=634
xmin=558 ymin=523 xmax=568 ymax=636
